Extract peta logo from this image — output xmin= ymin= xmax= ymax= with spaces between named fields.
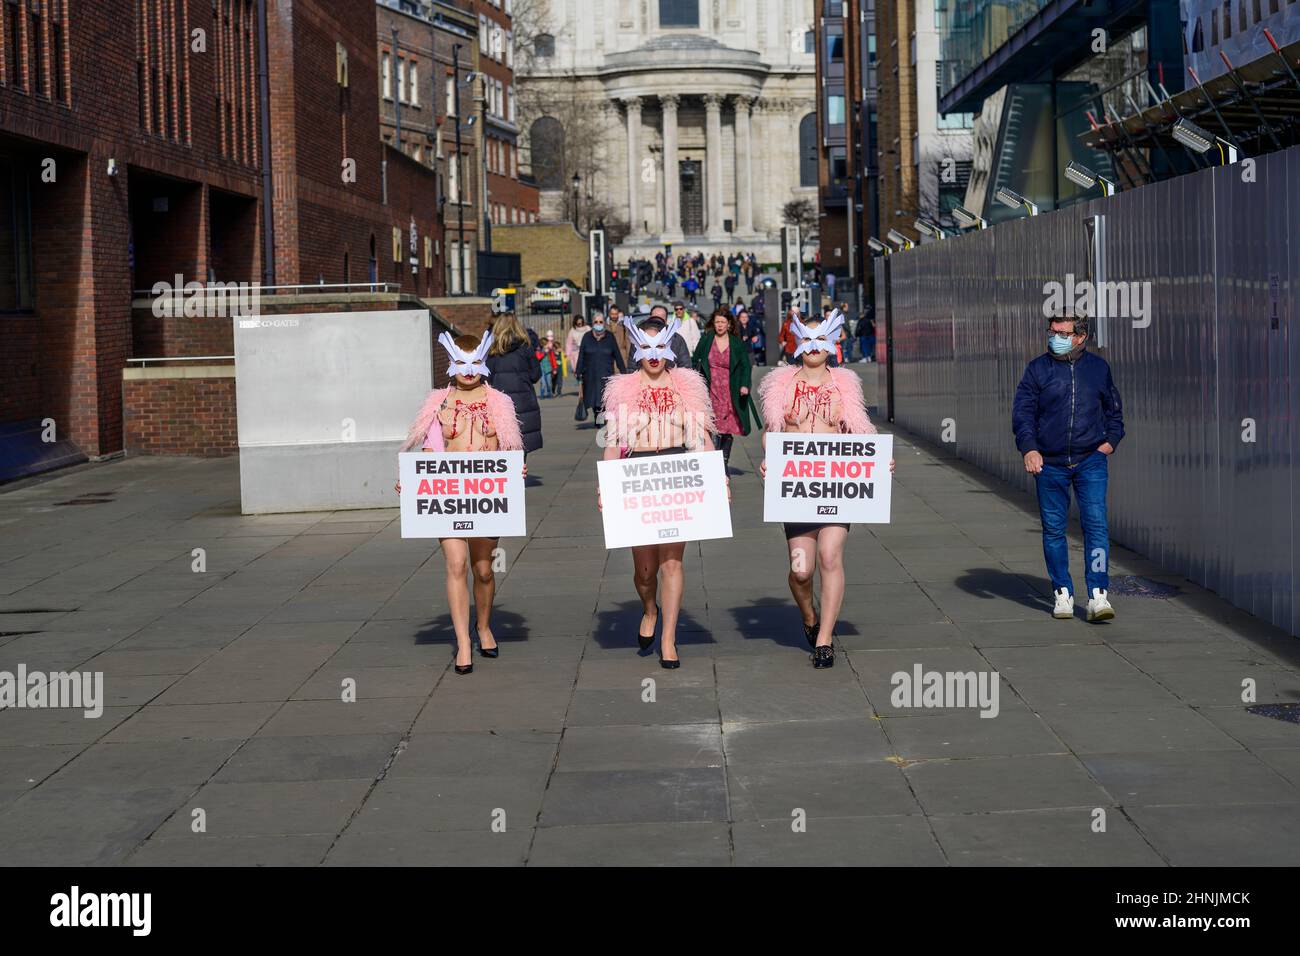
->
xmin=453 ymin=521 xmax=474 ymax=530
xmin=816 ymin=505 xmax=839 ymax=515
xmin=657 ymin=528 xmax=681 ymax=539
xmin=50 ymin=886 xmax=151 ymax=936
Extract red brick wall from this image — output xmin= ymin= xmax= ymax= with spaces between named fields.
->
xmin=123 ymin=374 xmax=238 ymax=457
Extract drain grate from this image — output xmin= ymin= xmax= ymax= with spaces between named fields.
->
xmin=54 ymin=494 xmax=115 ymax=506
xmin=1109 ymin=575 xmax=1182 ymax=598
xmin=1246 ymin=703 xmax=1300 ymax=725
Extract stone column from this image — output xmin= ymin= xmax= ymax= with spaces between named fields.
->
xmin=735 ymin=96 xmax=755 ymax=237
xmin=660 ymin=94 xmax=683 ymax=243
xmin=621 ymin=96 xmax=643 ymax=238
xmin=704 ymin=93 xmax=726 ymax=240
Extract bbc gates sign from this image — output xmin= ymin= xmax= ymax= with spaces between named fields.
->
xmin=399 ymin=451 xmax=526 ymax=538
xmin=763 ymin=434 xmax=893 ymax=524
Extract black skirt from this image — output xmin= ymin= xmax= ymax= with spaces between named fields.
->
xmin=783 ymin=522 xmax=851 ymax=539
xmin=626 ymin=445 xmax=688 ymax=459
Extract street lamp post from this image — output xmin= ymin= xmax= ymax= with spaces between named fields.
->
xmin=452 ymin=44 xmax=467 ymax=295
xmin=571 ymin=172 xmax=581 ymax=231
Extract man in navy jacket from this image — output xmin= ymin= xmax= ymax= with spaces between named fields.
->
xmin=1013 ymin=311 xmax=1124 ymax=622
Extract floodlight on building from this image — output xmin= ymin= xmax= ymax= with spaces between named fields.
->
xmin=1064 ymin=161 xmax=1116 ymax=196
xmin=1171 ymin=118 xmax=1239 ymax=165
xmin=867 ymin=236 xmax=891 ymax=256
xmin=995 ymin=187 xmax=1039 ymax=216
xmin=951 ymin=206 xmax=987 ymax=229
xmin=886 ymin=229 xmax=914 ymax=250
xmin=914 ymin=218 xmax=946 ymax=240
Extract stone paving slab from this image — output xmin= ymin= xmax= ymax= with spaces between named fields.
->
xmin=1 ymin=366 xmax=1298 ymax=865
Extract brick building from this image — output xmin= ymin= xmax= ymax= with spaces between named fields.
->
xmin=376 ymin=0 xmax=481 ymax=295
xmin=466 ymin=0 xmax=537 ymax=246
xmin=0 ymin=0 xmax=446 ymax=478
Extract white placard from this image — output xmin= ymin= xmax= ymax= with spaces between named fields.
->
xmin=597 ymin=450 xmax=733 ymax=549
xmin=763 ymin=433 xmax=893 ymax=524
xmin=399 ymin=451 xmax=526 ymax=538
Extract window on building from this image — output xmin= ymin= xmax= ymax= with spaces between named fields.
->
xmin=829 ymin=147 xmax=847 ymax=182
xmin=826 ymin=28 xmax=844 ymax=63
xmin=804 ymin=30 xmax=815 ymax=53
xmin=506 ymin=31 xmax=513 ymax=68
xmin=446 ymin=73 xmax=456 ymax=116
xmin=659 ymin=0 xmax=698 ymax=28
xmin=382 ymin=52 xmax=392 ymax=99
xmin=798 ymin=113 xmax=817 ymax=187
xmin=479 ymin=15 xmax=488 ymax=53
xmin=529 ymin=116 xmax=565 ymax=190
xmin=396 ymin=58 xmax=406 ymax=103
xmin=449 ymin=149 xmax=461 ymax=202
xmin=5 ymin=0 xmax=22 ymax=89
xmin=824 ymin=0 xmax=843 ymax=14
xmin=827 ymin=94 xmax=845 ymax=126
xmin=409 ymin=62 xmax=419 ymax=107
xmin=535 ymin=33 xmax=555 ymax=57
xmin=0 ymin=158 xmax=34 ymax=311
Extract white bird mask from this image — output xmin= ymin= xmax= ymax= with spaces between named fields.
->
xmin=623 ymin=315 xmax=681 ymax=364
xmin=791 ymin=309 xmax=845 ymax=358
xmin=438 ymin=330 xmax=493 ymax=379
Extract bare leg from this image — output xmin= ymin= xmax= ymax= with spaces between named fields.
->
xmin=657 ymin=542 xmax=687 ymax=661
xmin=631 ymin=544 xmax=661 ymax=640
xmin=469 ymin=537 xmax=498 ymax=650
xmin=814 ymin=527 xmax=849 ymax=646
xmin=441 ymin=539 xmax=472 ymax=667
xmin=787 ymin=532 xmax=819 ymax=628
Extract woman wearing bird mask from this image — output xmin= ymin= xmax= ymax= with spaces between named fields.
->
xmin=758 ymin=310 xmax=894 ymax=669
xmin=397 ymin=331 xmax=524 ymax=676
xmin=598 ymin=314 xmax=716 ymax=669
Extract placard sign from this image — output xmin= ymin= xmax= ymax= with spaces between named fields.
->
xmin=399 ymin=451 xmax=526 ymax=538
xmin=597 ymin=450 xmax=732 ymax=549
xmin=763 ymin=433 xmax=893 ymax=524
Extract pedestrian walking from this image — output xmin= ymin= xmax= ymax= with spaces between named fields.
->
xmin=1013 ymin=310 xmax=1125 ymax=622
xmin=758 ymin=312 xmax=895 ymax=669
xmin=575 ymin=312 xmax=627 ymax=426
xmin=397 ymin=331 xmax=523 ymax=674
xmin=692 ymin=309 xmax=754 ymax=472
xmin=485 ymin=313 xmax=544 ymax=454
xmin=598 ymin=314 xmax=717 ymax=669
xmin=565 ymin=315 xmax=589 ymax=386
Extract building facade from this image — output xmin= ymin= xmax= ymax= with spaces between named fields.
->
xmin=516 ymin=0 xmax=817 ymax=257
xmin=0 ymin=0 xmax=445 ymax=475
xmin=814 ymin=0 xmax=878 ymax=301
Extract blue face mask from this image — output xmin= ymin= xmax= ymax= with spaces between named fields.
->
xmin=1049 ymin=333 xmax=1075 ymax=355
xmin=592 ymin=323 xmax=605 ymax=333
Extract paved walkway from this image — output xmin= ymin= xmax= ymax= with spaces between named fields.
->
xmin=2 ymin=367 xmax=1299 ymax=866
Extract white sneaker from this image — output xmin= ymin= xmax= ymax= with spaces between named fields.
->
xmin=1086 ymin=588 xmax=1115 ymax=622
xmin=1052 ymin=588 xmax=1074 ymax=619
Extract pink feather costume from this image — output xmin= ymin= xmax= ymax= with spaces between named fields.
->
xmin=400 ymin=384 xmax=524 ymax=454
xmin=600 ymin=366 xmax=716 ymax=456
xmin=757 ymin=364 xmax=876 ymax=436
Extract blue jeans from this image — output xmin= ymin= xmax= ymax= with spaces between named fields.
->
xmin=539 ymin=370 xmax=553 ymax=398
xmin=1035 ymin=450 xmax=1110 ymax=596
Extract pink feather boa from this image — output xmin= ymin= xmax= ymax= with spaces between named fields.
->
xmin=600 ymin=367 xmax=716 ymax=453
xmin=400 ymin=384 xmax=524 ymax=453
xmin=757 ymin=364 xmax=876 ymax=435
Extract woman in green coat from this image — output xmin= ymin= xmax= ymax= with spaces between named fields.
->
xmin=692 ymin=308 xmax=756 ymax=470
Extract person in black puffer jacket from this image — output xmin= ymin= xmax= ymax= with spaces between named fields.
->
xmin=484 ymin=312 xmax=543 ymax=454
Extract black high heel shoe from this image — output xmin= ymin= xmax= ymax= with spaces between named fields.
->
xmin=811 ymin=644 xmax=834 ymax=669
xmin=659 ymin=647 xmax=680 ymax=669
xmin=477 ymin=634 xmax=499 ymax=659
xmin=638 ymin=604 xmax=660 ymax=651
xmin=454 ymin=661 xmax=474 ymax=675
xmin=803 ymin=618 xmax=820 ymax=649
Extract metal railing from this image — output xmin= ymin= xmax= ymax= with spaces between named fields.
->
xmin=126 ymin=356 xmax=235 ymax=367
